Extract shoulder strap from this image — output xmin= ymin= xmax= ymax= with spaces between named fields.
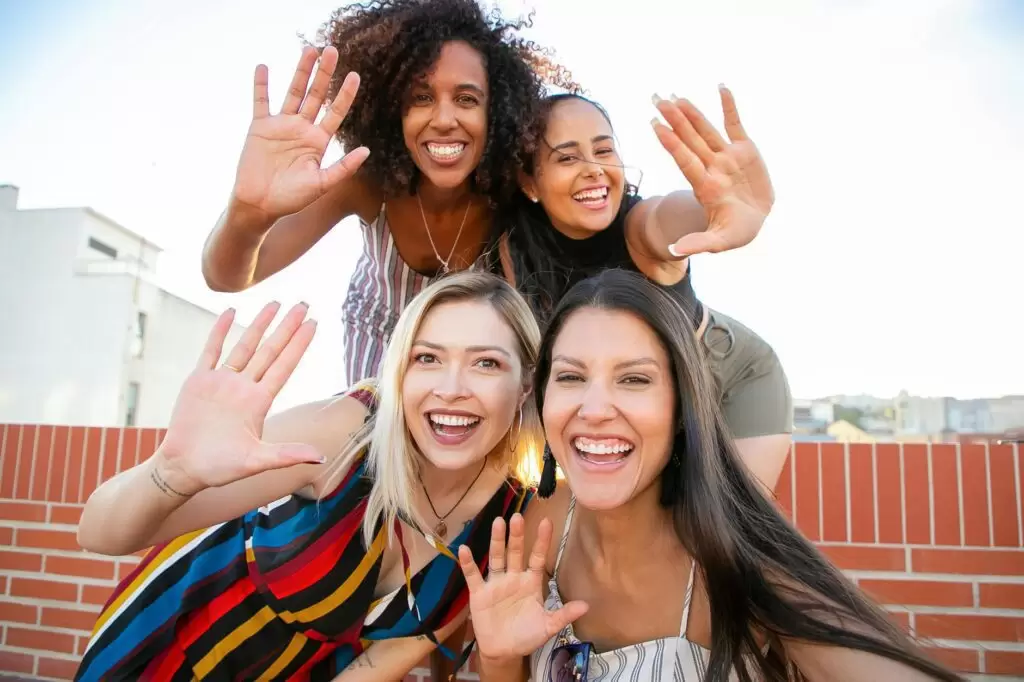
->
xmin=553 ymin=496 xmax=577 ymax=578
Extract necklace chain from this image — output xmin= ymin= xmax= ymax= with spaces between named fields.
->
xmin=417 ymin=193 xmax=471 ymax=274
xmin=419 ymin=458 xmax=487 ymax=540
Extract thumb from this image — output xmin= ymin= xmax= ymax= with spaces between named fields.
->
xmin=668 ymin=231 xmax=725 ymax=259
xmin=321 ymin=146 xmax=370 ymax=188
xmin=546 ymin=600 xmax=589 ymax=637
xmin=256 ymin=441 xmax=326 ymax=469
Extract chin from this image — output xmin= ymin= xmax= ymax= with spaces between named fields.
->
xmin=560 ymin=459 xmax=643 ymax=510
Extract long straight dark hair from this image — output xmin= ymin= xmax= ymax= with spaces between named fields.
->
xmin=533 ymin=269 xmax=962 ymax=682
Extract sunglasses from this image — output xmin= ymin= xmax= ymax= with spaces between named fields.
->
xmin=547 ymin=640 xmax=593 ymax=682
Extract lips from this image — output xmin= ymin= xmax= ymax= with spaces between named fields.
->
xmin=571 ymin=435 xmax=634 ymax=467
xmin=426 ymin=410 xmax=481 ymax=447
xmin=424 ymin=142 xmax=467 ymax=165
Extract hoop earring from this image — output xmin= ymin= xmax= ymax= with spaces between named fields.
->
xmin=538 ymin=445 xmax=558 ymax=498
xmin=508 ymin=407 xmax=523 ymax=453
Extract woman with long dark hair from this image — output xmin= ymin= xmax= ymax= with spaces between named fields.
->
xmin=458 ymin=269 xmax=961 ymax=682
xmin=497 ymin=90 xmax=791 ymax=493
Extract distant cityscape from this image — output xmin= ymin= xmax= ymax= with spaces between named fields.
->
xmin=793 ymin=393 xmax=1024 ymax=444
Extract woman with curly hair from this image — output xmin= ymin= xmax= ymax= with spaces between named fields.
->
xmin=201 ymin=0 xmax=575 ymax=385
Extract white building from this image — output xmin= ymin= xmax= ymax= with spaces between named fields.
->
xmin=0 ymin=185 xmax=244 ymax=428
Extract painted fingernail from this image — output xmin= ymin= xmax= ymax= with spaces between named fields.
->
xmin=300 ymin=301 xmax=309 ymax=308
xmin=651 ymin=93 xmax=663 ymax=106
xmin=668 ymin=244 xmax=683 ymax=258
xmin=670 ymin=93 xmax=681 ymax=102
xmin=650 ymin=117 xmax=661 ymax=128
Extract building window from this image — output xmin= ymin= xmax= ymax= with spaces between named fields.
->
xmin=88 ymin=236 xmax=118 ymax=259
xmin=133 ymin=311 xmax=148 ymax=358
xmin=125 ymin=382 xmax=140 ymax=426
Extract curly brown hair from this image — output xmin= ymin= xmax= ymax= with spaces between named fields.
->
xmin=314 ymin=0 xmax=579 ymax=203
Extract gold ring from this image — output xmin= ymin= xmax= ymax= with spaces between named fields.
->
xmin=222 ymin=363 xmax=243 ymax=372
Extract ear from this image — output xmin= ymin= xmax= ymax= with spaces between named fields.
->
xmin=517 ymin=169 xmax=539 ymax=203
xmin=518 ymin=371 xmax=535 ymax=408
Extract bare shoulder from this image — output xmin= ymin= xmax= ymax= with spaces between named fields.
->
xmin=522 ymin=483 xmax=573 ymax=575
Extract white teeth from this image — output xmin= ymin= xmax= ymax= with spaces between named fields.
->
xmin=430 ymin=413 xmax=480 ymax=427
xmin=572 ymin=187 xmax=608 ymax=201
xmin=426 ymin=143 xmax=466 ymax=159
xmin=573 ymin=437 xmax=633 ymax=455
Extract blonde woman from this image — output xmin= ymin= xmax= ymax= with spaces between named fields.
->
xmin=75 ymin=272 xmax=541 ymax=682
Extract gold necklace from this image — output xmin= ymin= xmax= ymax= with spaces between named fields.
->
xmin=419 ymin=459 xmax=487 ymax=540
xmin=416 ymin=193 xmax=471 ymax=274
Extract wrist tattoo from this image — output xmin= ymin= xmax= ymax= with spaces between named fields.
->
xmin=150 ymin=467 xmax=192 ymax=498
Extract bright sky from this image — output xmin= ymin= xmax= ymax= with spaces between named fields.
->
xmin=1 ymin=0 xmax=1021 ymax=411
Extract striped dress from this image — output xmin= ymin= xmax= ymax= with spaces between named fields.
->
xmin=76 ymin=389 xmax=533 ymax=681
xmin=341 ymin=204 xmax=435 ymax=384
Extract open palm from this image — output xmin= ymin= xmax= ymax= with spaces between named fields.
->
xmin=157 ymin=301 xmax=322 ymax=495
xmin=458 ymin=515 xmax=589 ymax=661
xmin=651 ymin=87 xmax=775 ymax=258
xmin=231 ymin=46 xmax=370 ymax=221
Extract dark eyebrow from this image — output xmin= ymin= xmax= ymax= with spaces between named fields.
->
xmin=549 ymin=134 xmax=615 ymax=155
xmin=415 ymin=341 xmax=512 ymax=359
xmin=457 ymin=83 xmax=487 ymax=97
xmin=552 ymin=354 xmax=659 ymax=370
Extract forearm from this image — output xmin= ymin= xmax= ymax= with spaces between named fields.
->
xmin=332 ymin=613 xmax=470 ymax=682
xmin=77 ymin=451 xmax=193 ymax=556
xmin=477 ymin=654 xmax=529 ymax=682
xmin=646 ymin=190 xmax=709 ymax=253
xmin=201 ymin=200 xmax=274 ymax=292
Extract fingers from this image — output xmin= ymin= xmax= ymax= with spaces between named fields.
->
xmin=280 ymin=46 xmax=319 ymax=115
xmin=653 ymin=95 xmax=715 ymax=167
xmin=651 ymin=119 xmax=706 ymax=190
xmin=458 ymin=544 xmax=486 ymax=591
xmin=718 ymin=84 xmax=748 ymax=142
xmin=220 ymin=301 xmax=282 ymax=374
xmin=673 ymin=94 xmax=727 ymax=152
xmin=547 ymin=600 xmax=589 ymax=637
xmin=487 ymin=516 xmax=507 ymax=575
xmin=527 ymin=517 xmax=552 ymax=573
xmin=319 ymin=71 xmax=360 ymax=134
xmin=505 ymin=513 xmax=525 ymax=573
xmin=243 ymin=302 xmax=311 ymax=381
xmin=320 ymin=146 xmax=370 ymax=189
xmin=259 ymin=319 xmax=317 ymax=397
xmin=299 ymin=47 xmax=339 ymax=121
xmin=669 ymin=231 xmax=729 ymax=259
xmin=252 ymin=65 xmax=270 ymax=119
xmin=197 ymin=308 xmax=237 ymax=371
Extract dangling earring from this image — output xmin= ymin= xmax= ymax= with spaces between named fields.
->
xmin=538 ymin=445 xmax=558 ymax=498
xmin=507 ymin=408 xmax=523 ymax=453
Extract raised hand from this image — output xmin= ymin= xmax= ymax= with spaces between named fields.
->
xmin=231 ymin=46 xmax=370 ymax=222
xmin=651 ymin=86 xmax=774 ymax=258
xmin=155 ymin=302 xmax=323 ymax=496
xmin=457 ymin=514 xmax=589 ymax=661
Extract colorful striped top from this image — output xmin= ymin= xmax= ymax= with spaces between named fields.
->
xmin=75 ymin=388 xmax=533 ymax=681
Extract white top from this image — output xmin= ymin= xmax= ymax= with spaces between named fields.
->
xmin=530 ymin=496 xmax=746 ymax=681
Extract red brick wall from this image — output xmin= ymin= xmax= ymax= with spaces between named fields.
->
xmin=1 ymin=425 xmax=1022 ymax=679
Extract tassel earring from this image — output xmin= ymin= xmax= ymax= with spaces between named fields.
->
xmin=660 ymin=433 xmax=684 ymax=507
xmin=538 ymin=445 xmax=558 ymax=498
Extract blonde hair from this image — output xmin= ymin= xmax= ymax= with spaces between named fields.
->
xmin=323 ymin=271 xmax=544 ymax=546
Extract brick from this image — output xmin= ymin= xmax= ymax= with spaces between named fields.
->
xmin=876 ymin=444 xmax=903 ymax=543
xmin=30 ymin=424 xmax=55 ymax=501
xmin=0 ymin=575 xmax=8 ymax=593
xmin=66 ymin=426 xmax=87 ymax=504
xmin=139 ymin=429 xmax=158 ymax=466
xmin=41 ymin=606 xmax=101 ymax=632
xmin=1 ymin=424 xmax=21 ymax=498
xmin=46 ymin=425 xmax=70 ymax=503
xmin=15 ymin=528 xmax=81 ymax=551
xmin=37 ymin=655 xmax=82 ymax=679
xmin=0 ymin=501 xmax=47 ymax=522
xmin=985 ymin=650 xmax=1024 ymax=676
xmin=980 ymin=583 xmax=1024 ymax=609
xmin=45 ymin=555 xmax=115 ymax=581
xmin=14 ymin=425 xmax=36 ymax=499
xmin=886 ymin=610 xmax=911 ymax=631
xmin=859 ymin=579 xmax=974 ymax=607
xmin=912 ymin=548 xmax=1024 ymax=576
xmin=921 ymin=647 xmax=979 ymax=673
xmin=794 ymin=443 xmax=820 ymax=540
xmin=0 ymin=650 xmax=35 ymax=675
xmin=117 ymin=559 xmax=141 ymax=581
xmin=775 ymin=452 xmax=793 ymax=517
xmin=48 ymin=504 xmax=83 ymax=526
xmin=10 ymin=577 xmax=78 ymax=603
xmin=916 ymin=614 xmax=1023 ymax=642
xmin=848 ymin=444 xmax=875 ymax=543
xmin=81 ymin=584 xmax=115 ymax=606
xmin=5 ymin=625 xmax=77 ymax=653
xmin=820 ymin=443 xmax=847 ymax=542
xmin=0 ymin=549 xmax=44 ymax=572
xmin=100 ymin=426 xmax=121 ymax=486
xmin=0 ymin=600 xmax=40 ymax=625
xmin=902 ymin=444 xmax=930 ymax=545
xmin=77 ymin=634 xmax=91 ymax=655
xmin=819 ymin=544 xmax=906 ymax=571
xmin=0 ymin=526 xmax=13 ymax=544
xmin=80 ymin=427 xmax=103 ymax=503
xmin=989 ymin=444 xmax=1020 ymax=547
xmin=961 ymin=444 xmax=990 ymax=546
xmin=931 ymin=444 xmax=961 ymax=545
xmin=119 ymin=428 xmax=139 ymax=473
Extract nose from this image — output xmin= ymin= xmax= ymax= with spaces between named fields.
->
xmin=432 ymin=366 xmax=470 ymax=402
xmin=431 ymin=99 xmax=457 ymax=131
xmin=576 ymin=381 xmax=616 ymax=423
xmin=581 ymin=155 xmax=606 ymax=179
